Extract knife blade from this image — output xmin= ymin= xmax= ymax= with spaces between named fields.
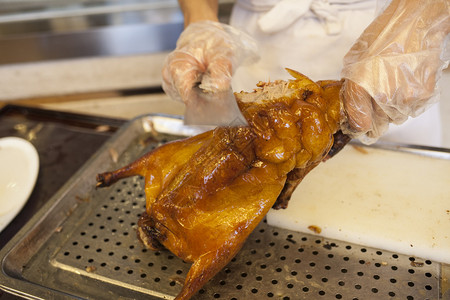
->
xmin=183 ymin=87 xmax=248 ymax=127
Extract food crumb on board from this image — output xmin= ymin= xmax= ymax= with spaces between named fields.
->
xmin=351 ymin=145 xmax=369 ymax=154
xmin=308 ymin=225 xmax=322 ymax=234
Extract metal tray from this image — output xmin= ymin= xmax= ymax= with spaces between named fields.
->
xmin=0 ymin=114 xmax=448 ymax=300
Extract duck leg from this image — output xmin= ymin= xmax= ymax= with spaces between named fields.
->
xmin=174 ymin=245 xmax=241 ymax=300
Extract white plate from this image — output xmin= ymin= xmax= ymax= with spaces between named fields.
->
xmin=0 ymin=137 xmax=39 ymax=233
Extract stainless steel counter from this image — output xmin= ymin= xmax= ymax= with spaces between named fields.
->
xmin=0 ymin=0 xmax=234 ymax=65
xmin=0 ymin=1 xmax=183 ymax=65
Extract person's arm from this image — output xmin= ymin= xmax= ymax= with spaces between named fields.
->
xmin=178 ymin=0 xmax=219 ymax=27
xmin=340 ymin=0 xmax=450 ymax=143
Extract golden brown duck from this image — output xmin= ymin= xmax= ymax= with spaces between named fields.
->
xmin=96 ymin=69 xmax=350 ymax=300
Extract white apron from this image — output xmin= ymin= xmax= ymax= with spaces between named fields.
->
xmin=230 ymin=0 xmax=444 ymax=147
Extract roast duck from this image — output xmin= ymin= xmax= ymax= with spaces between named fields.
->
xmin=96 ymin=69 xmax=351 ymax=299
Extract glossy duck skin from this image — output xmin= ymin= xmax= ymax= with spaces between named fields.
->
xmin=96 ymin=69 xmax=349 ymax=300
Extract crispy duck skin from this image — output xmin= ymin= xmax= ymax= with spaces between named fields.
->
xmin=96 ymin=69 xmax=350 ymax=300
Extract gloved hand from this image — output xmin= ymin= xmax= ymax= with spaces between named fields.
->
xmin=162 ymin=21 xmax=259 ymax=104
xmin=340 ymin=0 xmax=450 ymax=144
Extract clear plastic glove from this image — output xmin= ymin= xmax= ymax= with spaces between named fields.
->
xmin=340 ymin=0 xmax=450 ymax=144
xmin=162 ymin=21 xmax=259 ymax=104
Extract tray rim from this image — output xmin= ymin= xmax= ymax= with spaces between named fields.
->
xmin=1 ymin=112 xmax=449 ymax=299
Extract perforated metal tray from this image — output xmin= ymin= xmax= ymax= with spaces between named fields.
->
xmin=0 ymin=114 xmax=448 ymax=300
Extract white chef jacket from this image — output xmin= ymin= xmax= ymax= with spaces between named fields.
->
xmin=229 ymin=0 xmax=444 ymax=147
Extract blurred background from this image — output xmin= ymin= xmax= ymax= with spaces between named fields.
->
xmin=0 ymin=0 xmax=449 ymax=147
xmin=0 ymin=0 xmax=233 ymax=117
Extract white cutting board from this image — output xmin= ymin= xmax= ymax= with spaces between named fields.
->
xmin=267 ymin=144 xmax=450 ymax=264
